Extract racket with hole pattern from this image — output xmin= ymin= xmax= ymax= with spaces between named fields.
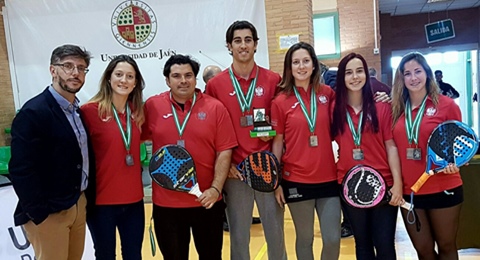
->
xmin=237 ymin=151 xmax=282 ymax=192
xmin=411 ymin=121 xmax=479 ymax=193
xmin=149 ymin=145 xmax=202 ymax=197
xmin=342 ymin=165 xmax=411 ymax=209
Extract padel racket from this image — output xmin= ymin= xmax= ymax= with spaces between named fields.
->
xmin=149 ymin=145 xmax=202 ymax=197
xmin=411 ymin=120 xmax=479 ymax=193
xmin=237 ymin=151 xmax=282 ymax=192
xmin=342 ymin=165 xmax=411 ymax=209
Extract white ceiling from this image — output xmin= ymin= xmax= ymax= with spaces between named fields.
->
xmin=379 ymin=0 xmax=480 ymax=16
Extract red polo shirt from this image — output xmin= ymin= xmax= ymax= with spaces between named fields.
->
xmin=142 ymin=90 xmax=238 ymax=208
xmin=205 ymin=64 xmax=281 ymax=164
xmin=270 ymin=85 xmax=337 ymax=184
xmin=335 ymin=102 xmax=394 ymax=186
xmin=393 ymin=95 xmax=462 ymax=195
xmin=81 ymin=102 xmax=144 ymax=205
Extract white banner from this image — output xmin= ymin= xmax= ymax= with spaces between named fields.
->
xmin=4 ymin=0 xmax=269 ymax=109
xmin=0 ymin=182 xmax=95 ymax=259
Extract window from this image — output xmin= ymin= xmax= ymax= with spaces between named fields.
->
xmin=313 ymin=12 xmax=341 ymax=60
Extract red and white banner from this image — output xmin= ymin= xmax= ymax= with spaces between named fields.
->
xmin=3 ymin=0 xmax=269 ymax=109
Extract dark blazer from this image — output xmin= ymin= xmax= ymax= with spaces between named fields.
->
xmin=9 ymin=87 xmax=96 ymax=226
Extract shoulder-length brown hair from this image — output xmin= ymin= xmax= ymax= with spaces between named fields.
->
xmin=278 ymin=42 xmax=322 ymax=95
xmin=89 ymin=55 xmax=145 ymax=128
xmin=391 ymin=52 xmax=439 ymax=124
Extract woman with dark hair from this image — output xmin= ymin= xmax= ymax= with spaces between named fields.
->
xmin=332 ymin=52 xmax=403 ymax=259
xmin=81 ymin=54 xmax=145 ymax=259
xmin=271 ymin=42 xmax=341 ymax=260
xmin=391 ymin=52 xmax=462 ymax=260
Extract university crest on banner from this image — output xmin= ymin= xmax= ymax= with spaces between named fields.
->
xmin=111 ymin=0 xmax=157 ymax=49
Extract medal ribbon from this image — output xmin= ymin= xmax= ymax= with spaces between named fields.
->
xmin=171 ymin=92 xmax=197 ymax=139
xmin=228 ymin=67 xmax=258 ymax=114
xmin=112 ymin=104 xmax=132 ymax=152
xmin=405 ymin=96 xmax=427 ymax=145
xmin=346 ymin=110 xmax=363 ymax=147
xmin=293 ymin=86 xmax=317 ymax=133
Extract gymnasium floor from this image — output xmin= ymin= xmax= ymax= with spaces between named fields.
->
xmin=117 ymin=203 xmax=480 ymax=260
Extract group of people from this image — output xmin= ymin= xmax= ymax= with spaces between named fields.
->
xmin=8 ymin=19 xmax=466 ymax=260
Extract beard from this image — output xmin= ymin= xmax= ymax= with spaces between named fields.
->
xmin=58 ymin=75 xmax=83 ymax=94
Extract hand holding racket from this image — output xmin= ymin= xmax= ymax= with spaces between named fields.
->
xmin=411 ymin=121 xmax=479 ymax=193
xmin=237 ymin=151 xmax=282 ymax=192
xmin=341 ymin=165 xmax=411 ymax=210
xmin=149 ymin=145 xmax=202 ymax=197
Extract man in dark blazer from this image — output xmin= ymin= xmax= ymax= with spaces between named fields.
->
xmin=9 ymin=44 xmax=95 ymax=260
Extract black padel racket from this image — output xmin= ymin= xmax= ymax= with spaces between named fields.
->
xmin=149 ymin=145 xmax=202 ymax=197
xmin=237 ymin=151 xmax=282 ymax=192
xmin=411 ymin=120 xmax=479 ymax=193
xmin=342 ymin=165 xmax=411 ymax=209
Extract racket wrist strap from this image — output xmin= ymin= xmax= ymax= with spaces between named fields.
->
xmin=210 ymin=186 xmax=221 ymax=195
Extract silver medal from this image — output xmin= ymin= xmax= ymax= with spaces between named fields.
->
xmin=126 ymin=154 xmax=134 ymax=166
xmin=352 ymin=148 xmax=364 ymax=160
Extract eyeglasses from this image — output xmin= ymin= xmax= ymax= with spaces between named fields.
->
xmin=53 ymin=63 xmax=89 ymax=75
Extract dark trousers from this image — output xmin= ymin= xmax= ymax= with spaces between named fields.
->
xmin=341 ymin=203 xmax=352 ymax=229
xmin=342 ymin=201 xmax=398 ymax=260
xmin=87 ymin=200 xmax=145 ymax=260
xmin=152 ymin=201 xmax=225 ymax=260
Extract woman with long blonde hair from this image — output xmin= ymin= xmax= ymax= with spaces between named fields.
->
xmin=391 ymin=52 xmax=462 ymax=260
xmin=81 ymin=55 xmax=146 ymax=260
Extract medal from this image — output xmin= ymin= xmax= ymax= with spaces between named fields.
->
xmin=229 ymin=67 xmax=259 ymax=132
xmin=406 ymin=147 xmax=422 ymax=160
xmin=246 ymin=115 xmax=254 ymax=126
xmin=347 ymin=109 xmax=364 ymax=160
xmin=405 ymin=96 xmax=427 ymax=160
xmin=112 ymin=104 xmax=133 ymax=167
xmin=309 ymin=135 xmax=318 ymax=147
xmin=352 ymin=148 xmax=364 ymax=160
xmin=177 ymin=139 xmax=185 ymax=147
xmin=240 ymin=116 xmax=247 ymax=127
xmin=125 ymin=154 xmax=134 ymax=166
xmin=293 ymin=86 xmax=318 ymax=147
xmin=171 ymin=92 xmax=196 ymax=148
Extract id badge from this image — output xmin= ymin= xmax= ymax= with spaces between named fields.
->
xmin=245 ymin=115 xmax=254 ymax=126
xmin=309 ymin=135 xmax=318 ymax=147
xmin=240 ymin=116 xmax=248 ymax=127
xmin=352 ymin=148 xmax=364 ymax=160
xmin=406 ymin=148 xmax=421 ymax=160
xmin=177 ymin=139 xmax=185 ymax=147
xmin=125 ymin=154 xmax=134 ymax=166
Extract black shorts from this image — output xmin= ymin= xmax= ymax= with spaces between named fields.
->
xmin=403 ymin=185 xmax=463 ymax=209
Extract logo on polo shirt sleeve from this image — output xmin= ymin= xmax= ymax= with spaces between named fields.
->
xmin=318 ymin=95 xmax=328 ymax=104
xmin=197 ymin=112 xmax=207 ymax=121
xmin=255 ymin=86 xmax=264 ymax=97
xmin=425 ymin=107 xmax=437 ymax=116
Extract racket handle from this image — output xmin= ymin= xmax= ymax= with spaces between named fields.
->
xmin=400 ymin=201 xmax=412 ymax=210
xmin=188 ymin=183 xmax=203 ymax=198
xmin=411 ymin=171 xmax=433 ymax=193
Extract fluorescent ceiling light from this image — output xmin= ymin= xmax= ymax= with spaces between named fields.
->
xmin=427 ymin=0 xmax=451 ymax=3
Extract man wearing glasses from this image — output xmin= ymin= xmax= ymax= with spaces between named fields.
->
xmin=9 ymin=44 xmax=95 ymax=260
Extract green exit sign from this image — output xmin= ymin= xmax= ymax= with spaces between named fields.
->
xmin=425 ymin=19 xmax=455 ymax=44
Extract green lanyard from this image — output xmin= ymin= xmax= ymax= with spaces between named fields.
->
xmin=112 ymin=104 xmax=132 ymax=152
xmin=405 ymin=96 xmax=427 ymax=145
xmin=293 ymin=86 xmax=317 ymax=133
xmin=346 ymin=110 xmax=363 ymax=147
xmin=228 ymin=67 xmax=258 ymax=114
xmin=170 ymin=92 xmax=197 ymax=139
